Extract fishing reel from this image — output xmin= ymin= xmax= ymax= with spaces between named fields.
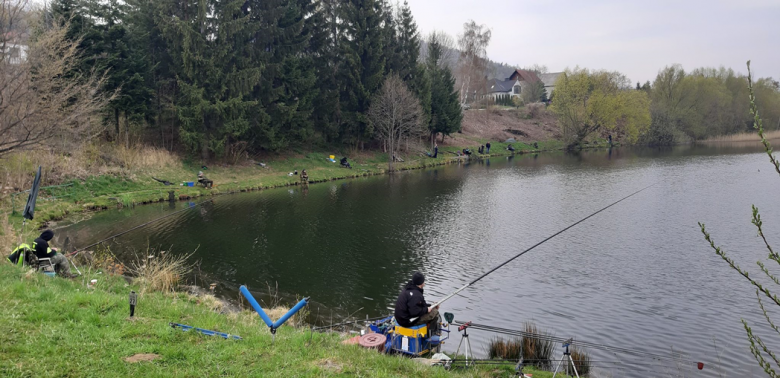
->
xmin=561 ymin=338 xmax=573 ymax=356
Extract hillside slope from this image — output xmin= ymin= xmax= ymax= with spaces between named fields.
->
xmin=445 ymin=107 xmax=561 ymax=147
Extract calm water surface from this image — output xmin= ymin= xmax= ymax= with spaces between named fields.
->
xmin=57 ymin=144 xmax=780 ymax=377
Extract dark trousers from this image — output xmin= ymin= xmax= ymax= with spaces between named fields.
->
xmin=410 ymin=308 xmax=440 ymax=336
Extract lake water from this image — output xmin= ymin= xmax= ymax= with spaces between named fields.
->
xmin=56 ymin=144 xmax=780 ymax=377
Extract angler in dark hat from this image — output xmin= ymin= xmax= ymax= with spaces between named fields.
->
xmin=394 ymin=272 xmax=439 ymax=328
xmin=34 ymin=230 xmax=75 ymax=278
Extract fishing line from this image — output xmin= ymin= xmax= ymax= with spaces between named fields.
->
xmin=413 ymin=183 xmax=657 ymax=320
xmin=66 ymin=198 xmax=214 ymax=257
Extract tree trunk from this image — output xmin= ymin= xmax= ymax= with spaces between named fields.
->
xmin=388 ymin=138 xmax=394 ymax=172
xmin=114 ymin=108 xmax=120 ymax=140
xmin=124 ymin=112 xmax=129 ymax=148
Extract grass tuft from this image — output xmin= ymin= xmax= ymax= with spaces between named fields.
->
xmin=570 ymin=347 xmax=591 ymax=376
xmin=129 ymin=249 xmax=193 ymax=294
xmin=521 ymin=322 xmax=555 ymax=369
xmin=487 ymin=336 xmax=523 ymax=360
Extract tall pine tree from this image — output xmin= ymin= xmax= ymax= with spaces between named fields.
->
xmin=161 ymin=0 xmax=261 ymax=159
xmin=126 ymin=0 xmax=177 ymax=149
xmin=310 ymin=0 xmax=342 ymax=142
xmin=337 ymin=0 xmax=386 ymax=148
xmin=244 ymin=0 xmax=317 ymax=151
xmin=392 ymin=1 xmax=429 ymax=127
xmin=426 ymin=32 xmax=462 ymax=144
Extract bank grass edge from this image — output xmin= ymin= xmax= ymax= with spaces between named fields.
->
xmin=2 ymin=139 xmax=573 ymax=236
xmin=0 ymin=262 xmax=565 ymax=377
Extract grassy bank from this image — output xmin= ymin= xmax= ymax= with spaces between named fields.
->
xmin=1 ymin=139 xmax=576 ymax=239
xmin=0 ymin=262 xmax=566 ymax=377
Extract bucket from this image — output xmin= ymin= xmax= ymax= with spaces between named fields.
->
xmin=329 ymin=155 xmax=335 ymax=160
xmin=186 ymin=181 xmax=194 ymax=187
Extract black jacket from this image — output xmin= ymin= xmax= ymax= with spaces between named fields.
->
xmin=33 ymin=237 xmax=56 ymax=259
xmin=394 ymin=281 xmax=429 ymax=327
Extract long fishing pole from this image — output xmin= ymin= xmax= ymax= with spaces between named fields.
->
xmin=411 ymin=183 xmax=656 ymax=322
xmin=66 ymin=198 xmax=214 ymax=257
xmin=453 ymin=321 xmax=704 ymax=366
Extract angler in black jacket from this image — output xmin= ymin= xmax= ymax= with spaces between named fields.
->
xmin=394 ymin=272 xmax=439 ymax=328
xmin=34 ymin=230 xmax=74 ymax=277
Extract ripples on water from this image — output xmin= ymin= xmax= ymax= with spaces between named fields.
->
xmin=58 ymin=144 xmax=780 ymax=377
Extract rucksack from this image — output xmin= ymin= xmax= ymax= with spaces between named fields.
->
xmin=7 ymin=243 xmax=32 ymax=267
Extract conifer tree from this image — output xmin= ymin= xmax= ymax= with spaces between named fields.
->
xmin=162 ymin=0 xmax=261 ymax=159
xmin=393 ymin=1 xmax=429 ymax=126
xmin=310 ymin=0 xmax=342 ymax=142
xmin=337 ymin=0 xmax=387 ymax=148
xmin=426 ymin=32 xmax=462 ymax=144
xmin=244 ymin=0 xmax=318 ymax=151
xmin=125 ymin=0 xmax=176 ymax=148
xmin=51 ymin=0 xmax=154 ymax=140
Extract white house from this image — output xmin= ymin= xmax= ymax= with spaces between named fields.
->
xmin=487 ymin=69 xmax=563 ymax=100
xmin=487 ymin=69 xmax=541 ymax=99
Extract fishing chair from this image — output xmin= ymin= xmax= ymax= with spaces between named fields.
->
xmin=26 ymin=253 xmax=56 ymax=277
xmin=198 ymin=178 xmax=213 ymax=189
xmin=389 ymin=322 xmax=429 ymax=355
xmin=389 ymin=313 xmax=449 ymax=356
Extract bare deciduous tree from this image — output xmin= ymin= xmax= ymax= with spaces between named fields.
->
xmin=0 ymin=1 xmax=111 ymax=157
xmin=368 ymin=74 xmax=424 ymax=171
xmin=523 ymin=64 xmax=549 ymax=75
xmin=457 ymin=20 xmax=491 ymax=105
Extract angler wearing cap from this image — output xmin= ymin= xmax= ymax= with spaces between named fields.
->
xmin=33 ymin=230 xmax=75 ymax=278
xmin=394 ymin=272 xmax=439 ymax=328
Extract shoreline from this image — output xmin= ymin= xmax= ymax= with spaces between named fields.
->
xmin=11 ymin=139 xmax=608 ymax=232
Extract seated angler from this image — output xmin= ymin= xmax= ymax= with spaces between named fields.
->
xmin=394 ymin=272 xmax=440 ymax=331
xmin=198 ymin=171 xmax=213 ymax=189
xmin=34 ymin=230 xmax=75 ymax=278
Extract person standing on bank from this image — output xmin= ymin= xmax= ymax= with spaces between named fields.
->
xmin=485 ymin=142 xmax=491 ymax=154
xmin=34 ymin=230 xmax=74 ymax=277
xmin=394 ymin=272 xmax=439 ymax=328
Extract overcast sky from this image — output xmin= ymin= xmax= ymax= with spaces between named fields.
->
xmin=405 ymin=0 xmax=780 ymax=84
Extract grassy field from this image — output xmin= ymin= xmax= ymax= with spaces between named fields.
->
xmin=0 ymin=262 xmax=569 ymax=377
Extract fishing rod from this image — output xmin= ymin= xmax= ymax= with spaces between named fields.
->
xmin=66 ymin=198 xmax=214 ymax=257
xmin=411 ymin=183 xmax=656 ymax=322
xmin=452 ymin=321 xmax=704 ymax=366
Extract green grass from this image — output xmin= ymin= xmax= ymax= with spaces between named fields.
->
xmin=0 ymin=263 xmax=566 ymax=377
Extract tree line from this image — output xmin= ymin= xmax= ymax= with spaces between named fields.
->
xmin=550 ymin=64 xmax=780 ymax=149
xmin=642 ymin=65 xmax=780 ymax=145
xmin=20 ymin=0 xmax=463 ymax=160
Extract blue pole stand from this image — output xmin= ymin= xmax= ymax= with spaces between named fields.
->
xmin=239 ymin=285 xmax=310 ymax=343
